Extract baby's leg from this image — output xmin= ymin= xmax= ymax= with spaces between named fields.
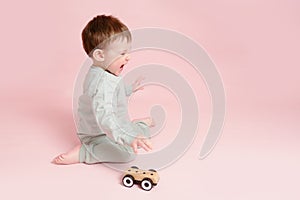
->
xmin=80 ymin=136 xmax=135 ymax=164
xmin=52 ymin=144 xmax=81 ymax=165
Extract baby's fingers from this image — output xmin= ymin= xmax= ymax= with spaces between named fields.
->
xmin=138 ymin=139 xmax=152 ymax=152
xmin=131 ymin=140 xmax=138 ymax=154
xmin=134 ymin=76 xmax=145 ymax=86
xmin=143 ymin=139 xmax=153 ymax=150
xmin=136 ymin=86 xmax=144 ymax=91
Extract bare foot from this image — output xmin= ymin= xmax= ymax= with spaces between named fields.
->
xmin=52 ymin=144 xmax=81 ymax=165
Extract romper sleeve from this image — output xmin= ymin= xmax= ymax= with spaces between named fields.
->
xmin=93 ymin=77 xmax=149 ymax=146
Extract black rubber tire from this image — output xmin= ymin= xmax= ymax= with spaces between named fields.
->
xmin=140 ymin=178 xmax=153 ymax=191
xmin=122 ymin=175 xmax=134 ymax=188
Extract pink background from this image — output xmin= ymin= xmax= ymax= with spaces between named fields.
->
xmin=1 ymin=0 xmax=299 ymax=199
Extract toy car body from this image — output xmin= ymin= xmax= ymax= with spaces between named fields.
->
xmin=122 ymin=166 xmax=159 ymax=191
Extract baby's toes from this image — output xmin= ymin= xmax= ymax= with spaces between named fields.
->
xmin=52 ymin=154 xmax=65 ymax=164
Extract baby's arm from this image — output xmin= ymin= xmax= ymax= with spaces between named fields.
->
xmin=98 ymin=115 xmax=152 ymax=153
xmin=95 ymin=78 xmax=151 ymax=150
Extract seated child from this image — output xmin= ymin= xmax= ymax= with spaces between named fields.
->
xmin=52 ymin=15 xmax=154 ymax=165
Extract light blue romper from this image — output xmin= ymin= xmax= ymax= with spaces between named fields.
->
xmin=77 ymin=66 xmax=149 ymax=164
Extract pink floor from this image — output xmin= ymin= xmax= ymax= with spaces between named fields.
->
xmin=1 ymin=100 xmax=300 ymax=199
xmin=1 ymin=1 xmax=300 ymax=200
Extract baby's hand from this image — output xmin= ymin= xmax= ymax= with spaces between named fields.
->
xmin=132 ymin=76 xmax=145 ymax=92
xmin=131 ymin=136 xmax=152 ymax=154
xmin=132 ymin=117 xmax=155 ymax=127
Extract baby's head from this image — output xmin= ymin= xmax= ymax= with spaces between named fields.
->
xmin=82 ymin=15 xmax=131 ymax=76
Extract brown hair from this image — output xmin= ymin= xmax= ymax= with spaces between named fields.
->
xmin=81 ymin=15 xmax=131 ymax=56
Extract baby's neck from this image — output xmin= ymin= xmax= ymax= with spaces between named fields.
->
xmin=92 ymin=60 xmax=105 ymax=68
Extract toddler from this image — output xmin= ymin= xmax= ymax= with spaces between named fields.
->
xmin=53 ymin=15 xmax=153 ymax=165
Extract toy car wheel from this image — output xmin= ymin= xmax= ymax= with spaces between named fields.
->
xmin=122 ymin=175 xmax=134 ymax=188
xmin=141 ymin=178 xmax=153 ymax=191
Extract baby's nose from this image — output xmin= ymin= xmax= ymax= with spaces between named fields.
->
xmin=125 ymin=54 xmax=130 ymax=61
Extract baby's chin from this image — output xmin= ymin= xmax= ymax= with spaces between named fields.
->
xmin=114 ymin=69 xmax=123 ymax=76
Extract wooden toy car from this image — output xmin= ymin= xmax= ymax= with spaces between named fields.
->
xmin=122 ymin=166 xmax=160 ymax=191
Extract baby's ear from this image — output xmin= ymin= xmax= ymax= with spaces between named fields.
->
xmin=92 ymin=49 xmax=105 ymax=62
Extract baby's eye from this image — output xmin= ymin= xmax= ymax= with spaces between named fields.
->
xmin=121 ymin=53 xmax=126 ymax=56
